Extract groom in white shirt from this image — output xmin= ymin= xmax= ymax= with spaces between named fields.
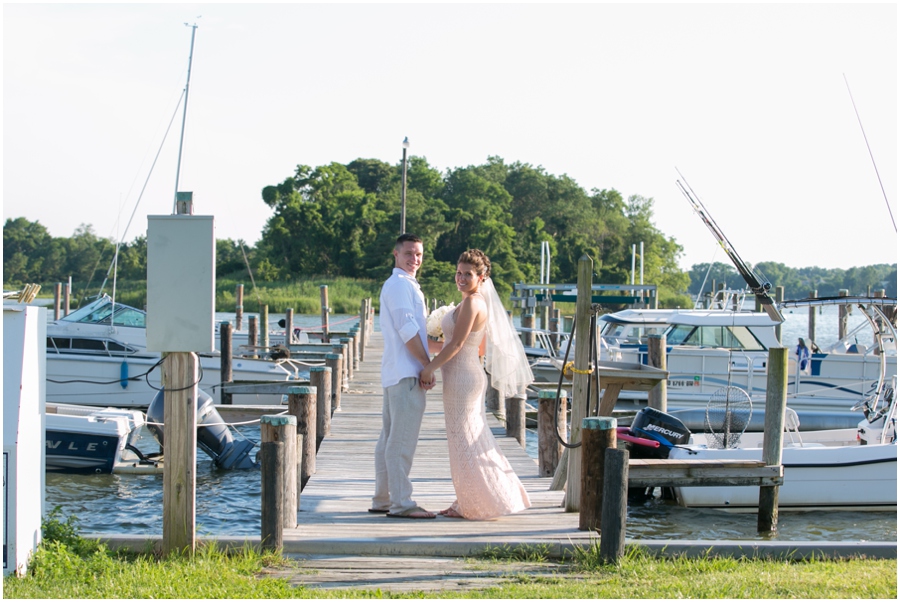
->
xmin=370 ymin=233 xmax=436 ymax=519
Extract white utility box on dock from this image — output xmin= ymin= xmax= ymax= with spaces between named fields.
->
xmin=3 ymin=306 xmax=45 ymax=577
xmin=146 ymin=215 xmax=216 ymax=352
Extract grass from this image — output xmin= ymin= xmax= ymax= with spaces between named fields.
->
xmin=5 ymin=509 xmax=896 ymax=599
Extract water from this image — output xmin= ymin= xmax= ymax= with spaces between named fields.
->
xmin=44 ymin=308 xmax=896 ymax=541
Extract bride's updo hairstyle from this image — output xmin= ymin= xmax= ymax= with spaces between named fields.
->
xmin=458 ymin=249 xmax=491 ymax=278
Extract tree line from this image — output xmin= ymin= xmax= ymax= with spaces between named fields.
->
xmin=4 ymin=155 xmax=895 ymax=308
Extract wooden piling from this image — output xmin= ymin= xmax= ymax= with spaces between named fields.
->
xmin=261 ymin=305 xmax=269 ymax=349
xmin=309 ymin=367 xmax=332 ymax=448
xmin=537 ymin=389 xmax=566 ymax=477
xmin=332 ymin=342 xmax=349 ymax=392
xmin=808 ymin=290 xmax=817 ymax=343
xmin=521 ymin=313 xmax=535 ymax=348
xmin=505 ymin=394 xmax=526 ymax=448
xmin=600 ymin=447 xmax=629 ymax=564
xmin=340 ymin=338 xmax=354 ymax=382
xmin=162 ymin=352 xmax=199 ymax=555
xmin=248 ymin=315 xmax=258 ymax=358
xmin=260 ymin=415 xmax=298 ymax=528
xmin=358 ymin=300 xmax=369 ymax=361
xmin=549 ymin=308 xmax=561 ymax=352
xmin=647 ymin=334 xmax=667 ymax=412
xmin=566 ymin=254 xmax=594 ymax=512
xmin=774 ymin=286 xmax=784 ymax=345
xmin=758 ymin=347 xmax=787 ymax=532
xmin=235 ymin=284 xmax=244 ymax=331
xmin=838 ymin=289 xmax=849 ymax=340
xmin=285 ymin=308 xmax=294 ymax=345
xmin=320 ymin=285 xmax=330 ymax=336
xmin=64 ymin=280 xmax=70 ymax=316
xmin=259 ymin=441 xmax=284 ymax=552
xmin=579 ymin=416 xmax=616 ymax=530
xmin=288 ymin=386 xmax=317 ymax=490
xmin=54 ymin=283 xmax=62 ymax=320
xmin=325 ymin=352 xmax=343 ymax=413
xmin=220 ymin=322 xmax=233 ymax=405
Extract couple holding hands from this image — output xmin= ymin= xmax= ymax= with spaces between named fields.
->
xmin=372 ymin=234 xmax=535 ymax=520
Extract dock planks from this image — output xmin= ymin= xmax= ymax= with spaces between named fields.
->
xmin=284 ymin=330 xmax=596 ymax=555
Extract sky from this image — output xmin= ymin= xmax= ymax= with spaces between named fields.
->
xmin=3 ymin=2 xmax=897 ymax=275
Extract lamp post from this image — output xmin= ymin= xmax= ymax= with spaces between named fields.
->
xmin=400 ymin=137 xmax=409 ymax=234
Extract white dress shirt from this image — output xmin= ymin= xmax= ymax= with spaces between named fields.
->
xmin=380 ymin=268 xmax=429 ymax=388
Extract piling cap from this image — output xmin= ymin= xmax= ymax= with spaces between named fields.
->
xmin=261 ymin=415 xmax=297 ymax=426
xmin=325 ymin=353 xmax=342 ymax=360
xmin=538 ymin=389 xmax=567 ymax=399
xmin=287 ymin=386 xmax=317 ymax=395
xmin=582 ymin=416 xmax=617 ymax=430
xmin=310 ymin=366 xmax=332 ymax=373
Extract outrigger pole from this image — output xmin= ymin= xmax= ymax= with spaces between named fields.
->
xmin=675 ymin=169 xmax=784 ymax=323
xmin=172 ymin=22 xmax=198 ymax=213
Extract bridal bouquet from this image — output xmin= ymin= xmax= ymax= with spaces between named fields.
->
xmin=426 ymin=303 xmax=455 ymax=340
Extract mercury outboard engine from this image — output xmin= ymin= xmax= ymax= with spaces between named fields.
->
xmin=147 ymin=388 xmax=259 ymax=470
xmin=624 ymin=407 xmax=692 ymax=503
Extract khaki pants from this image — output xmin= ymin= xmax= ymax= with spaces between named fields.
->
xmin=372 ymin=377 xmax=427 ymax=513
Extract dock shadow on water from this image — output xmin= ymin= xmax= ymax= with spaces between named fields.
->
xmin=46 ymin=427 xmax=896 ymax=542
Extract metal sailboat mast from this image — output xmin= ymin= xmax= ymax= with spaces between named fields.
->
xmin=172 ymin=22 xmax=198 ymax=213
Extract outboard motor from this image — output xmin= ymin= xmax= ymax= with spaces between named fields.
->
xmin=147 ymin=388 xmax=259 ymax=470
xmin=623 ymin=407 xmax=692 ymax=503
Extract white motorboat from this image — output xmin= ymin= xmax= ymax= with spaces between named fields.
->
xmin=597 ymin=297 xmax=896 ymax=413
xmin=621 ymin=387 xmax=896 ymax=512
xmin=46 ymin=295 xmax=314 ymax=408
xmin=45 ymin=402 xmax=157 ymax=474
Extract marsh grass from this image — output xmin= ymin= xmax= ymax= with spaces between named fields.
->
xmin=6 ymin=511 xmax=896 ymax=599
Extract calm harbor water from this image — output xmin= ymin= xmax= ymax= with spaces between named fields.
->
xmin=45 ymin=307 xmax=896 ymax=541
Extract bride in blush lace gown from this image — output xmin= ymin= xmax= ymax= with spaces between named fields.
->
xmin=419 ymin=250 xmax=533 ymax=520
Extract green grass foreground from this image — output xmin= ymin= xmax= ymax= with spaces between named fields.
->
xmin=4 ymin=513 xmax=896 ymax=599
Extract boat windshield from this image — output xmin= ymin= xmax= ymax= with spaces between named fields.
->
xmin=665 ymin=324 xmax=766 ymax=350
xmin=601 ymin=323 xmax=668 ymax=345
xmin=62 ymin=298 xmax=146 ymax=328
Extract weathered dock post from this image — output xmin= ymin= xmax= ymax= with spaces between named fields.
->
xmin=54 ymin=283 xmax=62 ymax=320
xmin=506 ymin=393 xmax=526 ymax=448
xmin=340 ymin=337 xmax=354 ymax=382
xmin=235 ymin=284 xmax=244 ymax=331
xmin=325 ymin=352 xmax=343 ymax=413
xmin=261 ymin=305 xmax=270 ymax=349
xmin=838 ymin=289 xmax=850 ymax=340
xmin=808 ymin=290 xmax=817 ymax=343
xmin=310 ymin=366 xmax=332 ymax=449
xmin=486 ymin=385 xmax=503 ymax=418
xmin=259 ymin=440 xmax=284 ymax=552
xmin=647 ymin=334 xmax=667 ymax=412
xmin=566 ymin=254 xmax=594 ymax=512
xmin=64 ymin=278 xmax=71 ymax=316
xmin=358 ymin=300 xmax=369 ymax=361
xmin=579 ymin=416 xmax=616 ymax=530
xmin=758 ymin=347 xmax=788 ymax=532
xmin=774 ymin=286 xmax=784 ymax=344
xmin=332 ymin=341 xmax=350 ymax=392
xmin=549 ymin=308 xmax=561 ymax=353
xmin=285 ymin=308 xmax=294 ymax=345
xmin=288 ymin=386 xmax=317 ymax=490
xmin=220 ymin=322 xmax=233 ymax=405
xmin=248 ymin=315 xmax=258 ymax=358
xmin=320 ymin=285 xmax=330 ymax=338
xmin=600 ymin=447 xmax=629 ymax=564
xmin=260 ymin=415 xmax=298 ymax=528
xmin=521 ymin=313 xmax=535 ymax=348
xmin=538 ymin=389 xmax=566 ymax=477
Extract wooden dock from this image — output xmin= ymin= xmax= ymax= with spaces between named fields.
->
xmin=283 ymin=330 xmax=595 ymax=556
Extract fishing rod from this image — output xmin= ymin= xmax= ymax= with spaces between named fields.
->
xmin=675 ymin=169 xmax=784 ymax=323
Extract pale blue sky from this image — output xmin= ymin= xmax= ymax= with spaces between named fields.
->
xmin=3 ymin=3 xmax=897 ymax=273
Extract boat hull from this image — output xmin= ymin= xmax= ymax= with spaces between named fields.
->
xmin=667 ymin=434 xmax=897 ymax=511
